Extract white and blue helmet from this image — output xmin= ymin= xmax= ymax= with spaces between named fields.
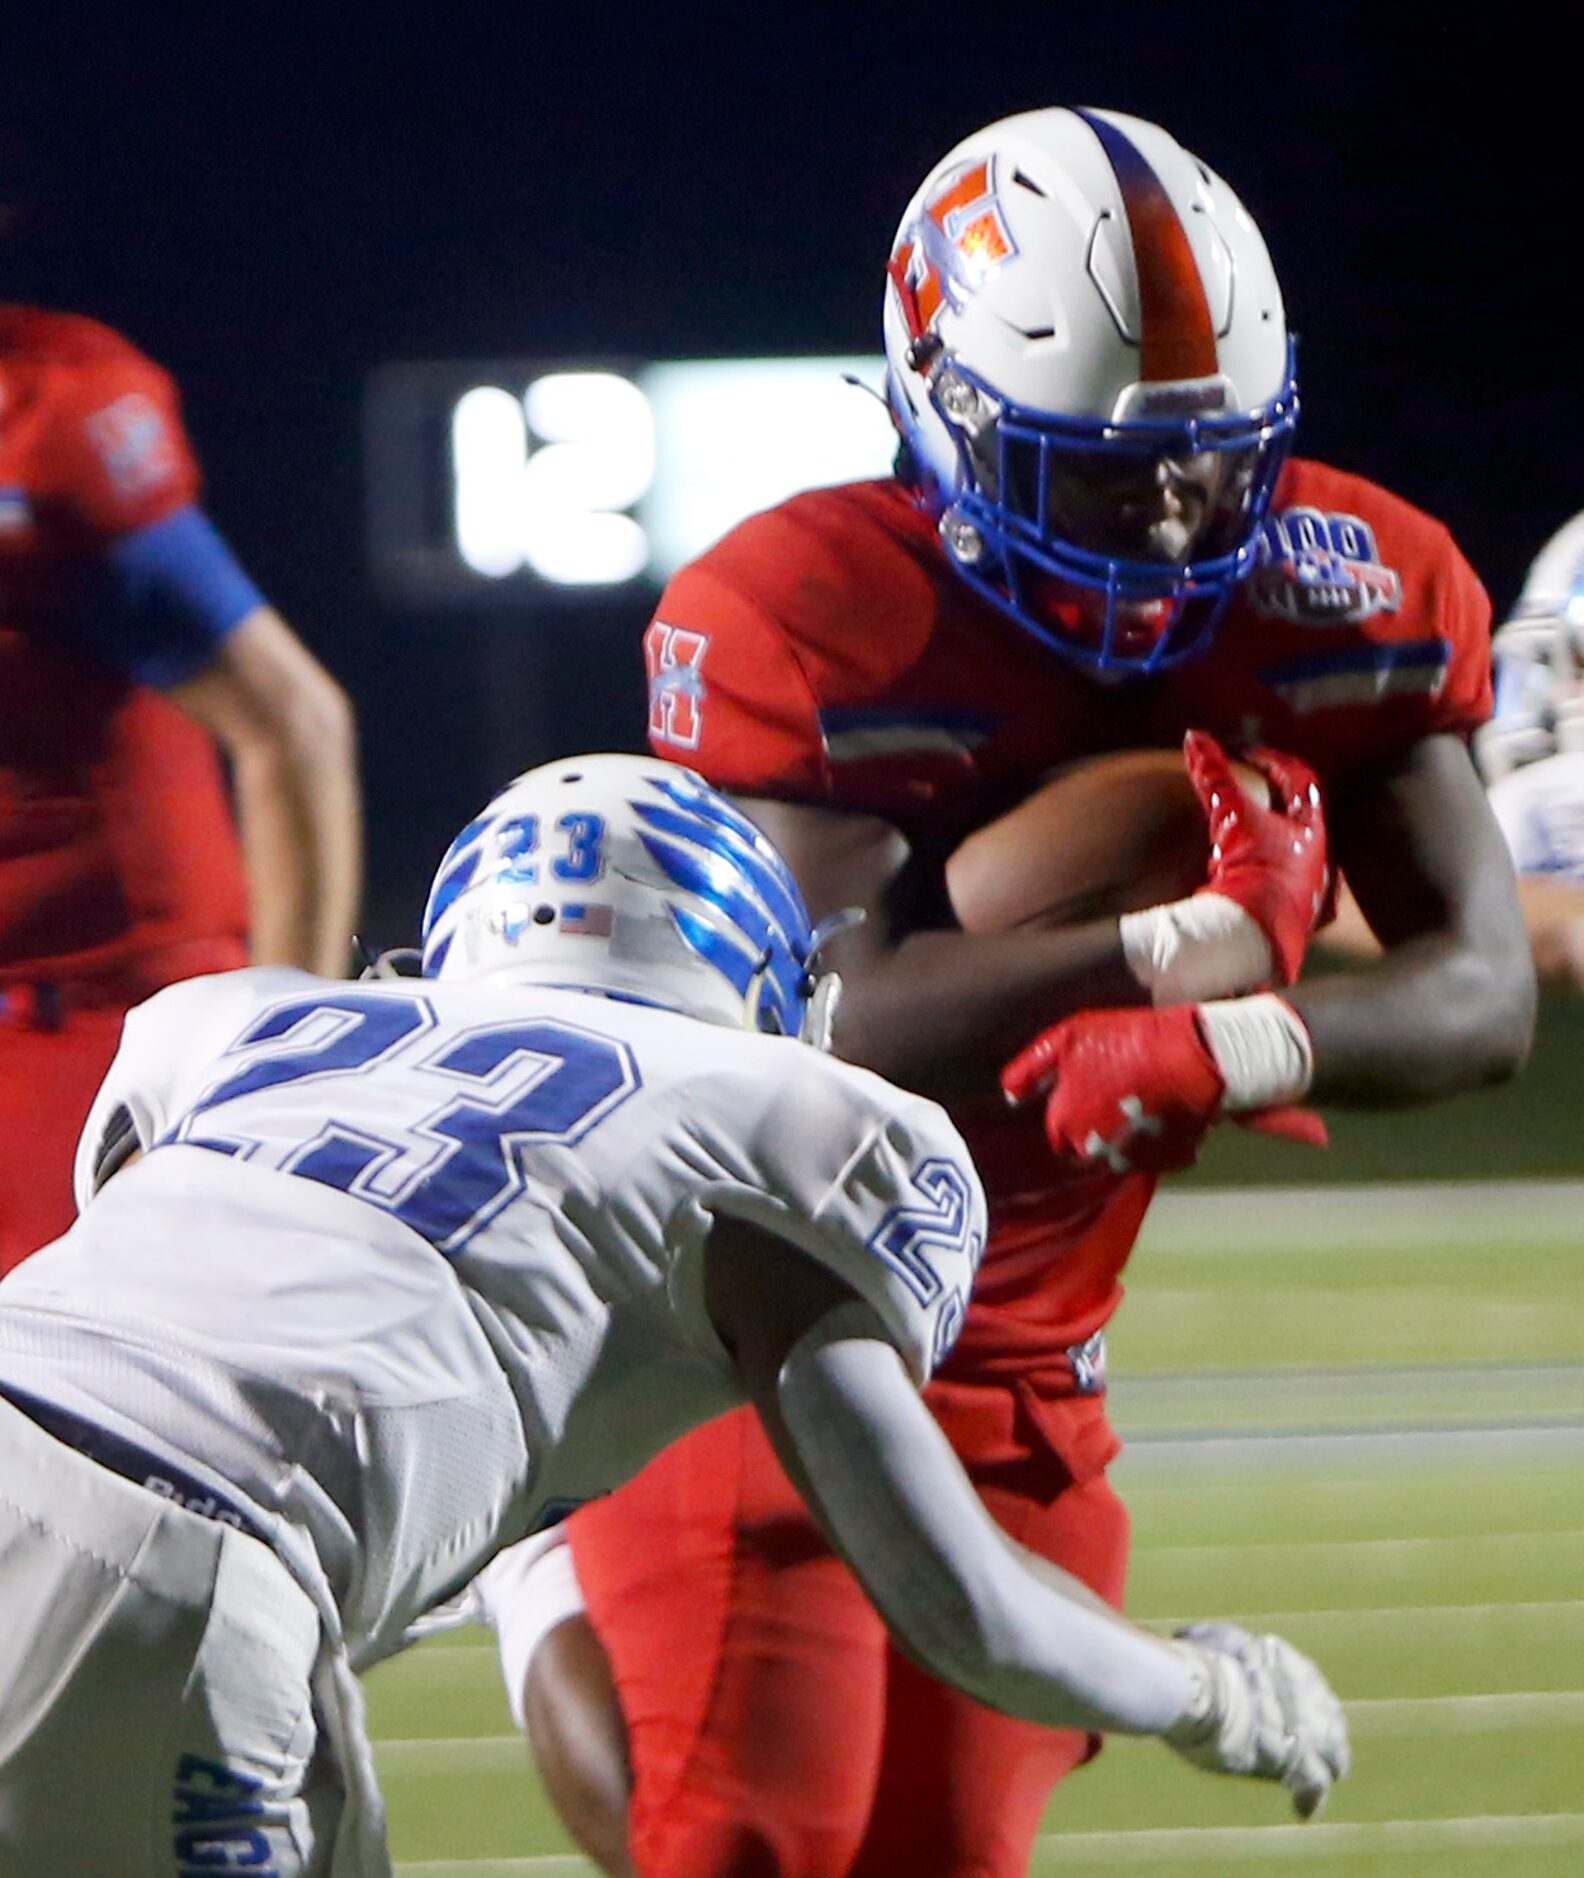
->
xmin=421 ymin=754 xmax=844 ymax=1044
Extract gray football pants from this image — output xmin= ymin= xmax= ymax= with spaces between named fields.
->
xmin=0 ymin=1396 xmax=339 ymax=1876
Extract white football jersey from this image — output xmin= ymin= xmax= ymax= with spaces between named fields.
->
xmin=1488 ymin=750 xmax=1584 ymax=883
xmin=0 ymin=968 xmax=985 ymax=1666
xmin=1486 ymin=509 xmax=1584 ymax=763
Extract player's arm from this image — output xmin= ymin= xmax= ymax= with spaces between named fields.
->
xmin=707 ymin=1211 xmax=1185 ymax=1734
xmin=1286 ymin=532 xmax=1533 ymax=1101
xmin=55 ymin=348 xmax=363 ymax=979
xmin=1003 ymin=734 xmax=1534 ymax=1171
xmin=702 ymin=1210 xmax=1348 ymax=1814
xmin=169 ymin=602 xmax=362 ymax=978
xmin=1289 ymin=732 xmax=1535 ymax=1103
xmin=743 ymin=739 xmax=1318 ymax=1104
xmin=742 ymin=795 xmax=1147 ymax=1099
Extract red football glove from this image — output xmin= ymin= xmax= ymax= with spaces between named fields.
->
xmin=1185 ymin=731 xmax=1330 ymax=985
xmin=1002 ymin=1005 xmax=1226 ymax=1175
xmin=1002 ymin=1005 xmax=1327 ymax=1177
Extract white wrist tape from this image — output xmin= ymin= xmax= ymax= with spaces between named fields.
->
xmin=1198 ymin=995 xmax=1314 ymax=1113
xmin=1120 ymin=892 xmax=1273 ymax=1006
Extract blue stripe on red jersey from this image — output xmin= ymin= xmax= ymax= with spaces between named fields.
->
xmin=1259 ymin=639 xmax=1451 ymax=713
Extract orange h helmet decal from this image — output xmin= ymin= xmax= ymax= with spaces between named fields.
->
xmin=889 ymin=158 xmax=1018 ymax=351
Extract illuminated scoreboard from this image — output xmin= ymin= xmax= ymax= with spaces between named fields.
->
xmin=364 ymin=355 xmax=894 ymax=607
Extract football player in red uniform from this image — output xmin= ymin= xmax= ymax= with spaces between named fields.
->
xmin=478 ymin=110 xmax=1534 ymax=1877
xmin=0 ymin=306 xmax=361 ymax=1271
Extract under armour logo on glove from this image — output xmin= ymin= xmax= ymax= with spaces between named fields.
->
xmin=1082 ymin=1095 xmax=1164 ymax=1173
xmin=1002 ymin=1006 xmax=1227 ymax=1177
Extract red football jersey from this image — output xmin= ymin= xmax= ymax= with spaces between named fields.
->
xmin=0 ymin=308 xmax=249 ymax=994
xmin=644 ymin=464 xmax=1492 ymax=1369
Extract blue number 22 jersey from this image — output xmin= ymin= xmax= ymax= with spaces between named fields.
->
xmin=0 ymin=967 xmax=985 ymax=1667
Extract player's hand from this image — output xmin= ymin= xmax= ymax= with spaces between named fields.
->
xmin=1165 ymin=1621 xmax=1351 ymax=1820
xmin=1002 ymin=1004 xmax=1330 ymax=1170
xmin=1001 ymin=1005 xmax=1225 ymax=1175
xmin=1185 ymin=731 xmax=1329 ymax=985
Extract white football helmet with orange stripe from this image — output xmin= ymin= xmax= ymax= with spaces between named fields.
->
xmin=883 ymin=107 xmax=1297 ymax=674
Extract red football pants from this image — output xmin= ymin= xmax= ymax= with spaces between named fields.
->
xmin=0 ymin=1005 xmax=127 ymax=1273
xmin=568 ymin=1393 xmax=1130 ymax=1878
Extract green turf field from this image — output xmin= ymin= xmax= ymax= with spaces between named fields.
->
xmin=370 ymin=1181 xmax=1584 ymax=1876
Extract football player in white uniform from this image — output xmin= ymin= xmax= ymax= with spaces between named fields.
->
xmin=0 ymin=755 xmax=1347 ymax=1876
xmin=1474 ymin=510 xmax=1584 ymax=986
xmin=1324 ymin=513 xmax=1584 ymax=984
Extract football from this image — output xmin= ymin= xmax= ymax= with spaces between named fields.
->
xmin=945 ymin=747 xmax=1270 ymax=932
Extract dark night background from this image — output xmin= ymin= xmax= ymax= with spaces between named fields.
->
xmin=3 ymin=7 xmax=1573 ymax=941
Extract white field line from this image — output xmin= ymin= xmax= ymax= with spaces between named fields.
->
xmin=396 ymin=1861 xmax=592 ymax=1876
xmin=1143 ymin=1527 xmax=1584 ymax=1559
xmin=1030 ymin=1811 xmax=1584 ymax=1863
xmin=1136 ymin=1179 xmax=1584 ymax=1253
xmin=1118 ymin=1425 xmax=1584 ymax=1468
xmin=377 ymin=1736 xmax=525 ymax=1765
xmin=372 ymin=1690 xmax=1584 ymax=1763
xmin=1348 ymin=1690 xmax=1584 ymax=1730
xmin=1112 ymin=1362 xmax=1584 ymax=1411
xmin=1150 ymin=1597 xmax=1584 ymax=1625
xmin=1121 ymin=1455 xmax=1584 ymax=1496
xmin=391 ymin=1813 xmax=1584 ymax=1875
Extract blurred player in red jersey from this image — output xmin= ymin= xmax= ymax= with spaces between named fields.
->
xmin=0 ymin=306 xmax=361 ymax=1271
xmin=473 ymin=110 xmax=1535 ymax=1877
